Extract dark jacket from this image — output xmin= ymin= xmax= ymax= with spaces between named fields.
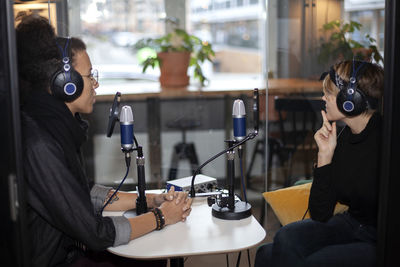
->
xmin=21 ymin=92 xmax=130 ymax=267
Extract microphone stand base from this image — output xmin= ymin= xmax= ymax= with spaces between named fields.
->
xmin=211 ymin=201 xmax=252 ymax=220
xmin=123 ymin=205 xmax=148 ymax=218
xmin=123 ymin=209 xmax=138 ymax=218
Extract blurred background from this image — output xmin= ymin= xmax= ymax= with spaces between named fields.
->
xmin=12 ymin=0 xmax=385 ymax=201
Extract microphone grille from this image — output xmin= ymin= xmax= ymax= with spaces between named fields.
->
xmin=232 ymin=99 xmax=246 ymax=116
xmin=120 ymin=106 xmax=134 ymax=123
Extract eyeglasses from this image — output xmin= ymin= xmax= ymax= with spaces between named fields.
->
xmin=82 ymin=69 xmax=98 ymax=83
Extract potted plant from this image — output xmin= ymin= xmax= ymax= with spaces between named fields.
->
xmin=135 ymin=28 xmax=215 ymax=87
xmin=318 ymin=20 xmax=383 ymax=68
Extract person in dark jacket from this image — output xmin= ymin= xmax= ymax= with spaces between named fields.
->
xmin=255 ymin=60 xmax=384 ymax=267
xmin=17 ymin=15 xmax=192 ymax=267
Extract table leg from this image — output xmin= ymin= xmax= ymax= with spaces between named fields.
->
xmin=170 ymin=257 xmax=184 ymax=267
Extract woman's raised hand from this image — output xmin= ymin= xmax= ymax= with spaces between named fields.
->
xmin=314 ymin=110 xmax=337 ymax=167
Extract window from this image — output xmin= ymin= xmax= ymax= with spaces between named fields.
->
xmin=60 ymin=0 xmax=267 ymax=186
xmin=347 ymin=9 xmax=385 ymax=52
xmin=187 ymin=0 xmax=264 ymax=78
xmin=71 ymin=0 xmax=166 ymax=94
xmin=344 ymin=0 xmax=385 ymax=53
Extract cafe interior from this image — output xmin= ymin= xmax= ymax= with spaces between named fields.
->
xmin=1 ymin=0 xmax=399 ymax=266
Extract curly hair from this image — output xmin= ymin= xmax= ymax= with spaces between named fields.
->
xmin=16 ymin=14 xmax=87 ymax=103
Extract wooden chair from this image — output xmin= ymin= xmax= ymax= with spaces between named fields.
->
xmin=273 ymin=96 xmax=324 ymax=187
xmin=246 ymin=95 xmax=323 ymax=226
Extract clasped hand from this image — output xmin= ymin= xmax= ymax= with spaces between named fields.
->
xmin=147 ymin=186 xmax=193 ymax=225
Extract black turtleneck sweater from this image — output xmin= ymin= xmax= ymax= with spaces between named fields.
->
xmin=309 ymin=112 xmax=381 ymax=227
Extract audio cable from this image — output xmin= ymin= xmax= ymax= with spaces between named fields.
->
xmin=100 ymin=135 xmax=139 ymax=214
xmin=100 ymin=161 xmax=130 ymax=214
xmin=238 ymin=150 xmax=248 ymax=203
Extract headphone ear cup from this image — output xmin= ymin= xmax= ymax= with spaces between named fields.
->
xmin=336 ymin=88 xmax=367 ymax=116
xmin=50 ymin=68 xmax=84 ymax=102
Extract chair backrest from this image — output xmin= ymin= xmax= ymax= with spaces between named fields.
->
xmin=274 ymin=96 xmax=324 ymax=150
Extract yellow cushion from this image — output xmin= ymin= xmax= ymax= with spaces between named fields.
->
xmin=263 ymin=183 xmax=348 ymax=226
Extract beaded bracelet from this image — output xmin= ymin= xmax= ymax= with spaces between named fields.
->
xmin=152 ymin=208 xmax=165 ymax=230
xmin=156 ymin=208 xmax=165 ymax=229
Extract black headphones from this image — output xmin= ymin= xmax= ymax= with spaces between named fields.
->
xmin=50 ymin=37 xmax=83 ymax=102
xmin=321 ymin=60 xmax=378 ymax=117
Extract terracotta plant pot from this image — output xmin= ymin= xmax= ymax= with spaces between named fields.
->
xmin=352 ymin=47 xmax=373 ymax=61
xmin=158 ymin=51 xmax=190 ymax=87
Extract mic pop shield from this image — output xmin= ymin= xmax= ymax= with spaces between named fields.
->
xmin=233 ymin=99 xmax=246 ymax=141
xmin=120 ymin=106 xmax=134 ymax=152
xmin=106 ymin=92 xmax=121 ymax=137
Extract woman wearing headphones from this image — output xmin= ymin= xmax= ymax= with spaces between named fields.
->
xmin=17 ymin=15 xmax=192 ymax=267
xmin=255 ymin=60 xmax=384 ymax=267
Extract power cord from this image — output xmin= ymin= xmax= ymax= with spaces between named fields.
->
xmin=238 ymin=148 xmax=248 ymax=203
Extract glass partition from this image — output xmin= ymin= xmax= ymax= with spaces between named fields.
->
xmin=12 ymin=0 xmax=384 ymax=226
xmin=266 ymin=0 xmax=384 ymax=192
xmin=56 ymin=0 xmax=268 ymax=193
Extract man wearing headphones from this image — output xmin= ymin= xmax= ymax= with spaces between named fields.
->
xmin=255 ymin=60 xmax=384 ymax=267
xmin=17 ymin=15 xmax=192 ymax=267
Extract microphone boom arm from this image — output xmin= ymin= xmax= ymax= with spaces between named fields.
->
xmin=190 ymin=131 xmax=257 ymax=198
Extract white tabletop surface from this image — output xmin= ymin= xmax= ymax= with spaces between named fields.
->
xmin=104 ymin=197 xmax=266 ymax=259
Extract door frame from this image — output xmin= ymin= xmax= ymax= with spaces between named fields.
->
xmin=378 ymin=1 xmax=400 ymax=266
xmin=0 ymin=0 xmax=29 ymax=266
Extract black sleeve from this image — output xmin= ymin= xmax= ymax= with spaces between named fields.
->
xmin=24 ymin=136 xmax=117 ymax=251
xmin=309 ymin=164 xmax=337 ymax=222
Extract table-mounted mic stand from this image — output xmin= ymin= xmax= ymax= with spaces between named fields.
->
xmin=135 ymin=146 xmax=148 ymax=215
xmin=106 ymin=93 xmax=148 ymax=216
xmin=209 ymin=140 xmax=252 ymax=220
xmin=190 ymin=88 xmax=259 ymax=220
xmin=122 ymin=142 xmax=148 ymax=217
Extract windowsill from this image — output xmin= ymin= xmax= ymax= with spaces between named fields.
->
xmin=96 ymin=73 xmax=266 ymax=97
xmin=94 ymin=72 xmax=322 ymax=102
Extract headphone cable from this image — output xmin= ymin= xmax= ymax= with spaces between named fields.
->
xmin=302 ymin=207 xmax=309 ymax=220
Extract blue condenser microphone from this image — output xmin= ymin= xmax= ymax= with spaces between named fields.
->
xmin=233 ymin=99 xmax=246 ymax=141
xmin=120 ymin=106 xmax=134 ymax=153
